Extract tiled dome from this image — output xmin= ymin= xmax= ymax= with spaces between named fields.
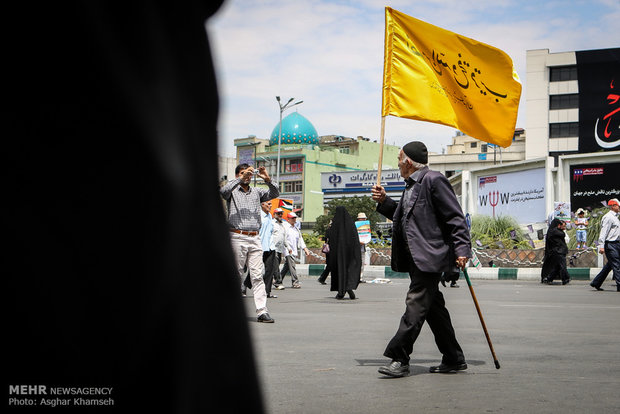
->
xmin=269 ymin=112 xmax=319 ymax=146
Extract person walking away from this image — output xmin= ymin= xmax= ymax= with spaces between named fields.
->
xmin=541 ymin=219 xmax=570 ymax=285
xmin=590 ymin=198 xmax=620 ymax=291
xmin=371 ymin=141 xmax=470 ymax=377
xmin=574 ymin=208 xmax=589 ymax=249
xmin=318 ymin=220 xmax=333 ymax=285
xmin=220 ymin=164 xmax=278 ymax=323
xmin=329 ymin=207 xmax=362 ymax=299
xmin=279 ymin=212 xmax=309 ymax=288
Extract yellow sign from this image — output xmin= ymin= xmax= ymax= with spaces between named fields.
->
xmin=382 ymin=7 xmax=521 ymax=148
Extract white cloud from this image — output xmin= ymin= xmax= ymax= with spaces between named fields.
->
xmin=209 ymin=0 xmax=620 ymax=157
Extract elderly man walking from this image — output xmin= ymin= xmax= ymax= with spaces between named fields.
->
xmin=371 ymin=141 xmax=471 ymax=377
xmin=590 ymin=198 xmax=620 ymax=292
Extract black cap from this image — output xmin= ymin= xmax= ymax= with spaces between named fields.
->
xmin=402 ymin=141 xmax=428 ymax=164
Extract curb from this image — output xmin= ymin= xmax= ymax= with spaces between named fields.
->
xmin=298 ymin=264 xmax=601 ymax=281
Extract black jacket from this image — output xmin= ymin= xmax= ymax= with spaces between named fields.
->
xmin=377 ymin=167 xmax=471 ymax=273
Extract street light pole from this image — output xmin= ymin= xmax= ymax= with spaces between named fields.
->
xmin=275 ymin=96 xmax=303 ymax=186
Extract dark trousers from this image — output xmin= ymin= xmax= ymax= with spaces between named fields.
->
xmin=317 ymin=253 xmax=331 ymax=283
xmin=244 ymin=250 xmax=278 ymax=294
xmin=384 ymin=260 xmax=464 ymax=365
xmin=591 ymin=241 xmax=620 ymax=289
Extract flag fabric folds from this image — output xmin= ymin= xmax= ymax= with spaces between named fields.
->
xmin=382 ymin=7 xmax=521 ymax=147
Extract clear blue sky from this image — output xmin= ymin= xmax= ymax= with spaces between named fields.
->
xmin=208 ymin=0 xmax=620 ymax=157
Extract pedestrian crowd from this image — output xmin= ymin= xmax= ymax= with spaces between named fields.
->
xmin=220 ymin=149 xmax=618 ymax=381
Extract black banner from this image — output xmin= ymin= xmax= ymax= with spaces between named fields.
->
xmin=570 ymin=162 xmax=620 ymax=211
xmin=576 ymin=48 xmax=620 ymax=152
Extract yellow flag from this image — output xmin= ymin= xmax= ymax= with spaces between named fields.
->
xmin=382 ymin=7 xmax=521 ymax=148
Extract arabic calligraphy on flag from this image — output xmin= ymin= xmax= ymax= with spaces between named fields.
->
xmin=382 ymin=7 xmax=522 ymax=147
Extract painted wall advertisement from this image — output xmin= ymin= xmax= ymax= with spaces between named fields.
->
xmin=476 ymin=168 xmax=545 ymax=224
xmin=570 ymin=162 xmax=620 ymax=210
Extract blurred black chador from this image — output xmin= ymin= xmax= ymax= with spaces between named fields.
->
xmin=5 ymin=2 xmax=264 ymax=412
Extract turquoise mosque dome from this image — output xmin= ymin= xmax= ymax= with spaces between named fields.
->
xmin=269 ymin=112 xmax=319 ymax=146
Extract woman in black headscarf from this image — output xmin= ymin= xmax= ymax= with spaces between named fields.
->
xmin=541 ymin=219 xmax=570 ymax=285
xmin=329 ymin=207 xmax=362 ymax=299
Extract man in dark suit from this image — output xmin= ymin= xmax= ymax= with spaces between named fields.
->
xmin=371 ymin=141 xmax=471 ymax=377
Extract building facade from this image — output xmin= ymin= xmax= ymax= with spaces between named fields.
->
xmin=429 ymin=129 xmax=526 ymax=177
xmin=526 ymin=48 xmax=620 ymax=163
xmin=233 ymin=112 xmax=401 ymax=223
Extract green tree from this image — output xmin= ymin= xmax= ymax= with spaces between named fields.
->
xmin=314 ymin=196 xmax=381 ymax=237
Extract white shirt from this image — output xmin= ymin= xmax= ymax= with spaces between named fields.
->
xmin=598 ymin=210 xmax=620 ymax=245
xmin=270 ymin=219 xmax=288 ymax=255
xmin=285 ymin=221 xmax=306 ymax=257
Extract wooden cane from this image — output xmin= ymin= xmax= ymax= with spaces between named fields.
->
xmin=462 ymin=268 xmax=500 ymax=369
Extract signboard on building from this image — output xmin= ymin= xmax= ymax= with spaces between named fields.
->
xmin=570 ymin=162 xmax=620 ymax=211
xmin=321 ymin=170 xmax=402 ymax=192
xmin=476 ymin=168 xmax=545 ymax=224
xmin=576 ymin=48 xmax=620 ymax=152
xmin=238 ymin=147 xmax=256 ymax=166
xmin=321 ymin=169 xmax=405 ymax=204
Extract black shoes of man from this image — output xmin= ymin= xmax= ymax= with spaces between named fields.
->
xmin=378 ymin=360 xmax=468 ymax=377
xmin=257 ymin=313 xmax=275 ymax=323
xmin=378 ymin=361 xmax=410 ymax=377
xmin=429 ymin=362 xmax=468 ymax=373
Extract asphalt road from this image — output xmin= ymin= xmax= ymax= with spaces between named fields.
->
xmin=245 ymin=276 xmax=619 ymax=414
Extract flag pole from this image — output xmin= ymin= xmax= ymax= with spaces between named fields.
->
xmin=376 ymin=116 xmax=386 ymax=186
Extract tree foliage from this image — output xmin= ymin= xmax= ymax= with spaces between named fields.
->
xmin=313 ymin=196 xmax=381 ymax=237
xmin=470 ymin=215 xmax=530 ymax=249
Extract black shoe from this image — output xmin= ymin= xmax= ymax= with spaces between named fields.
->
xmin=267 ymin=293 xmax=278 ymax=298
xmin=317 ymin=279 xmax=326 ymax=285
xmin=590 ymin=283 xmax=604 ymax=291
xmin=347 ymin=290 xmax=356 ymax=300
xmin=335 ymin=293 xmax=345 ymax=300
xmin=562 ymin=279 xmax=570 ymax=285
xmin=378 ymin=361 xmax=409 ymax=378
xmin=429 ymin=362 xmax=467 ymax=373
xmin=450 ymin=281 xmax=459 ymax=288
xmin=257 ymin=313 xmax=275 ymax=323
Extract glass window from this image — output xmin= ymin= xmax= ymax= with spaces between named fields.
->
xmin=280 ymin=180 xmax=303 ymax=193
xmin=481 ymin=144 xmax=488 ymax=153
xmin=549 ymin=94 xmax=579 ymax=110
xmin=550 ymin=66 xmax=578 ymax=82
xmin=281 ymin=158 xmax=303 ymax=173
xmin=549 ymin=122 xmax=579 ymax=138
xmin=470 ymin=142 xmax=477 ymax=148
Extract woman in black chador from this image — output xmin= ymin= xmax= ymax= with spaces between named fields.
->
xmin=541 ymin=219 xmax=571 ymax=285
xmin=329 ymin=207 xmax=362 ymax=299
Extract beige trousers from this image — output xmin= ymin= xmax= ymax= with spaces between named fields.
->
xmin=230 ymin=232 xmax=268 ymax=316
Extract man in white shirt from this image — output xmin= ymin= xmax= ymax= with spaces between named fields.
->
xmin=590 ymin=198 xmax=620 ymax=292
xmin=270 ymin=208 xmax=289 ymax=291
xmin=278 ymin=212 xmax=310 ymax=289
